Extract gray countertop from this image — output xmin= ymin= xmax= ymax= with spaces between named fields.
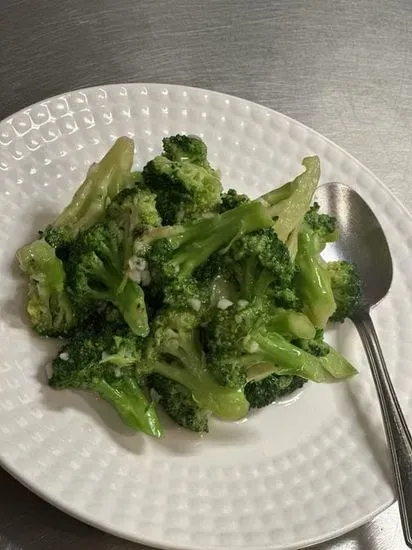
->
xmin=0 ymin=0 xmax=411 ymax=548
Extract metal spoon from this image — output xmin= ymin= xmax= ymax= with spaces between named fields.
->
xmin=315 ymin=182 xmax=412 ymax=548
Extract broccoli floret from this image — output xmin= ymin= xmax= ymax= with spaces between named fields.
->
xmin=156 ymin=254 xmax=237 ymax=317
xmin=107 ymin=186 xmax=161 ymax=230
xmin=16 ymin=239 xmax=77 ymax=337
xmin=144 ymin=308 xmax=250 ymax=421
xmin=205 ymin=303 xmax=357 ymax=387
xmin=245 ymin=374 xmax=306 ymax=409
xmin=106 ymin=186 xmax=161 ymax=270
xmin=143 ymin=135 xmax=222 ymax=223
xmin=43 ymin=137 xmax=134 ymax=243
xmin=67 ymin=220 xmax=149 ymax=336
xmin=149 ymin=374 xmax=209 ymax=433
xmin=142 ymin=201 xmax=272 ymax=285
xmin=229 ymin=228 xmax=295 ymax=305
xmin=295 ymin=204 xmax=339 ymax=329
xmin=272 ymin=288 xmax=303 ymax=311
xmin=162 ymin=134 xmax=209 ymax=166
xmin=219 ymin=189 xmax=250 ymax=212
xmin=39 ymin=225 xmax=74 ymax=261
xmin=293 ymin=328 xmax=330 ymax=357
xmin=327 ymin=261 xmax=364 ymax=322
xmin=49 ymin=324 xmax=163 ymax=437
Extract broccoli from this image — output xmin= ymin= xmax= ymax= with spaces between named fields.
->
xmin=205 ymin=302 xmax=357 ymax=388
xmin=144 ymin=308 xmax=250 ymax=421
xmin=295 ymin=204 xmax=339 ymax=329
xmin=141 ymin=200 xmax=273 ymax=286
xmin=259 ymin=156 xmax=321 ymax=244
xmin=67 ymin=220 xmax=149 ymax=336
xmin=246 ymin=327 xmax=329 ymax=409
xmin=107 ymin=186 xmax=161 ymax=230
xmin=219 ymin=189 xmax=250 ymax=212
xmin=293 ymin=327 xmax=330 ymax=357
xmin=142 ymin=134 xmax=222 ymax=223
xmin=106 ymin=186 xmax=161 ymax=270
xmin=162 ymin=134 xmax=210 ymax=166
xmin=229 ymin=227 xmax=295 ymax=305
xmin=42 ymin=137 xmax=134 ymax=245
xmin=149 ymin=374 xmax=209 ymax=433
xmin=16 ymin=239 xmax=77 ymax=337
xmin=327 ymin=261 xmax=364 ymax=322
xmin=152 ymin=253 xmax=238 ymax=318
xmin=49 ymin=323 xmax=163 ymax=438
xmin=245 ymin=374 xmax=306 ymax=409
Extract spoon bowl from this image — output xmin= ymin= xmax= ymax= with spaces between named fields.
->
xmin=314 ymin=182 xmax=393 ymax=309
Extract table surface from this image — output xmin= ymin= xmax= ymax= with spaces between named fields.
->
xmin=1 ymin=0 xmax=411 ymax=549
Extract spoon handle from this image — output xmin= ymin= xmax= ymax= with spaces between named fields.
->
xmin=355 ymin=312 xmax=412 ymax=548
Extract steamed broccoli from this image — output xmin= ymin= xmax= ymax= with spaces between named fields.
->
xmin=328 ymin=261 xmax=364 ymax=322
xmin=295 ymin=204 xmax=339 ymax=329
xmin=245 ymin=327 xmax=328 ymax=408
xmin=106 ymin=186 xmax=161 ymax=272
xmin=67 ymin=220 xmax=149 ymax=336
xmin=42 ymin=137 xmax=134 ymax=247
xmin=149 ymin=374 xmax=209 ymax=433
xmin=143 ymin=135 xmax=222 ymax=224
xmin=245 ymin=374 xmax=306 ymax=409
xmin=144 ymin=308 xmax=250 ymax=421
xmin=16 ymin=134 xmax=363 ymax=439
xmin=16 ymin=239 xmax=77 ymax=336
xmin=219 ymin=189 xmax=250 ymax=212
xmin=49 ymin=323 xmax=163 ymax=437
xmin=293 ymin=327 xmax=330 ymax=357
xmin=141 ymin=200 xmax=273 ymax=286
xmin=260 ymin=156 xmax=321 ymax=244
xmin=229 ymin=227 xmax=295 ymax=306
xmin=205 ymin=302 xmax=357 ymax=389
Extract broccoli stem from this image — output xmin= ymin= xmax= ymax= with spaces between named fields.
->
xmin=52 ymin=137 xmax=134 ymax=233
xmin=266 ymin=309 xmax=316 ymax=340
xmin=114 ymin=280 xmax=149 ymax=337
xmin=148 ymin=201 xmax=272 ymax=278
xmin=295 ymin=228 xmax=336 ymax=329
xmin=155 ymin=331 xmax=250 ymax=420
xmin=263 ymin=157 xmax=321 ymax=242
xmin=245 ymin=329 xmax=357 ymax=383
xmin=92 ymin=377 xmax=163 ymax=438
xmin=153 ymin=361 xmax=249 ymax=421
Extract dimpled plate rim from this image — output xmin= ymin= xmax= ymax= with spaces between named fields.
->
xmin=0 ymin=83 xmax=411 ymax=550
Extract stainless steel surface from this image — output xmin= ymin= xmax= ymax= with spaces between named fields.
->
xmin=317 ymin=183 xmax=412 ymax=548
xmin=0 ymin=0 xmax=411 ymax=548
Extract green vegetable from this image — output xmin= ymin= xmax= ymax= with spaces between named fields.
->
xmin=16 ymin=134 xmax=361 ymax=437
xmin=261 ymin=156 xmax=321 ymax=244
xmin=328 ymin=260 xmax=364 ymax=321
xmin=245 ymin=374 xmax=306 ymax=409
xmin=145 ymin=308 xmax=250 ymax=421
xmin=16 ymin=239 xmax=77 ymax=336
xmin=143 ymin=134 xmax=222 ymax=223
xmin=49 ymin=323 xmax=162 ymax=438
xmin=42 ymin=137 xmax=134 ymax=245
xmin=295 ymin=203 xmax=338 ymax=329
xmin=219 ymin=188 xmax=250 ymax=212
xmin=149 ymin=374 xmax=209 ymax=433
xmin=67 ymin=220 xmax=149 ymax=336
xmin=143 ymin=200 xmax=273 ymax=283
xmin=205 ymin=302 xmax=356 ymax=388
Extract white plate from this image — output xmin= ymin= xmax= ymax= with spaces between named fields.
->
xmin=0 ymin=83 xmax=411 ymax=550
